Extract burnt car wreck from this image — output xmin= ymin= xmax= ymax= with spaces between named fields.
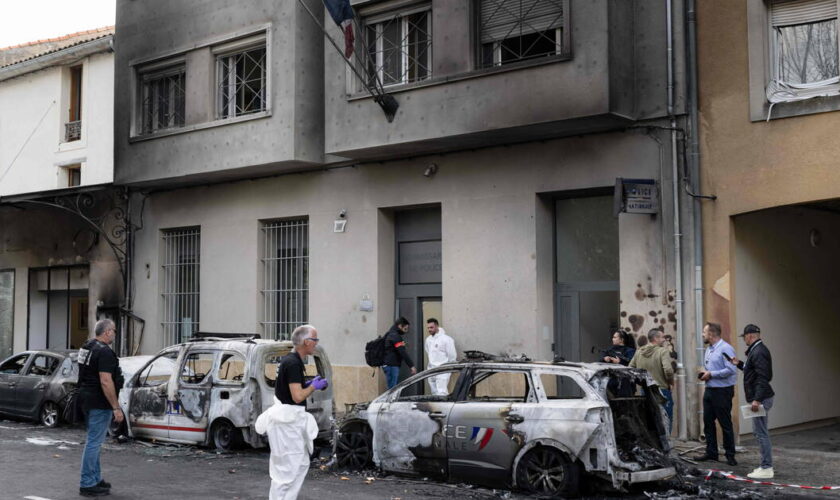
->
xmin=335 ymin=357 xmax=674 ymax=496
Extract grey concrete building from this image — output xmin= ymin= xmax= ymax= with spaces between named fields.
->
xmin=114 ymin=0 xmax=700 ymax=435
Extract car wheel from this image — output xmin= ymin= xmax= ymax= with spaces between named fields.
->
xmin=515 ymin=446 xmax=579 ymax=497
xmin=39 ymin=401 xmax=60 ymax=428
xmin=335 ymin=431 xmax=372 ymax=469
xmin=211 ymin=420 xmax=242 ymax=452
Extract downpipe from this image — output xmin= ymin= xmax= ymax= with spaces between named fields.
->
xmin=666 ymin=0 xmax=688 ymax=441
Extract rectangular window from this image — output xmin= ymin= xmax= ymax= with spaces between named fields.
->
xmin=60 ymin=164 xmax=82 ymax=187
xmin=65 ymin=65 xmax=82 ymax=142
xmin=771 ymin=0 xmax=839 ymax=85
xmin=365 ymin=6 xmax=432 ymax=86
xmin=0 ymin=269 xmax=14 ymax=359
xmin=140 ymin=64 xmax=186 ymax=134
xmin=477 ymin=0 xmax=568 ymax=68
xmin=161 ymin=227 xmax=200 ymax=346
xmin=217 ymin=40 xmax=266 ymax=119
xmin=260 ymin=219 xmax=308 ymax=340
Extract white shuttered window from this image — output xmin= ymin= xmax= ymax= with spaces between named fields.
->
xmin=771 ymin=0 xmax=840 ymax=85
xmin=478 ymin=0 xmax=569 ymax=68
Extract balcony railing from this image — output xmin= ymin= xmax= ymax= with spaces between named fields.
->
xmin=65 ymin=120 xmax=81 ymax=142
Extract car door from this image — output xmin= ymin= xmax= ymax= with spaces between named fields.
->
xmin=304 ymin=349 xmax=333 ymax=433
xmin=446 ymin=368 xmax=535 ymax=487
xmin=373 ymin=368 xmax=464 ymax=478
xmin=168 ymin=349 xmax=215 ymax=443
xmin=14 ymin=354 xmax=61 ymax=416
xmin=0 ymin=353 xmax=30 ymax=414
xmin=127 ymin=351 xmax=179 ymax=440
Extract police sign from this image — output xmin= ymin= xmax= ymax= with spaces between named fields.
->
xmin=614 ymin=178 xmax=659 ymax=215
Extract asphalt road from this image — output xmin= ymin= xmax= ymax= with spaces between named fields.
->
xmin=2 ymin=417 xmax=837 ymax=500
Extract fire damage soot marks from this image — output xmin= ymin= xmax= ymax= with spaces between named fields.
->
xmin=336 ymin=361 xmax=676 ymax=495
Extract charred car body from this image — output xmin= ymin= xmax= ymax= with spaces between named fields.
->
xmin=336 ymin=357 xmax=674 ymax=496
xmin=117 ymin=336 xmax=333 ymax=450
xmin=0 ymin=350 xmax=78 ymax=427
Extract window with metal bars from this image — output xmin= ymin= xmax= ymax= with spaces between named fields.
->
xmin=218 ymin=45 xmax=266 ymax=118
xmin=141 ymin=65 xmax=186 ymax=134
xmin=477 ymin=0 xmax=569 ymax=68
xmin=364 ymin=6 xmax=432 ymax=87
xmin=260 ymin=219 xmax=308 ymax=340
xmin=161 ymin=228 xmax=200 ymax=346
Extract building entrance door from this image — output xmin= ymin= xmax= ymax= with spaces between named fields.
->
xmin=27 ymin=266 xmax=89 ymax=350
xmin=394 ymin=207 xmax=441 ymax=391
xmin=554 ymin=195 xmax=620 ymax=362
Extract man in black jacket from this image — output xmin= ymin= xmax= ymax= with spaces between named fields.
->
xmin=382 ymin=317 xmax=416 ymax=389
xmin=730 ymin=323 xmax=775 ymax=479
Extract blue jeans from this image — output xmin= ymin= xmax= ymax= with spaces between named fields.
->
xmin=382 ymin=365 xmax=400 ymax=389
xmin=80 ymin=409 xmax=112 ymax=488
xmin=661 ymin=388 xmax=674 ymax=433
xmin=752 ymin=397 xmax=774 ymax=468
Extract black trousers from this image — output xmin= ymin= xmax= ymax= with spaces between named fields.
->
xmin=703 ymin=385 xmax=736 ymax=458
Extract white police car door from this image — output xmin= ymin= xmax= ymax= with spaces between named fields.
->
xmin=127 ymin=351 xmax=179 ymax=440
xmin=168 ymin=349 xmax=214 ymax=444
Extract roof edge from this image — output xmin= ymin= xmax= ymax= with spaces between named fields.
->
xmin=0 ymin=34 xmax=113 ymax=83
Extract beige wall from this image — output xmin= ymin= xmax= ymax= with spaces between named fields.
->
xmin=129 ymin=131 xmax=676 ymax=408
xmin=698 ymin=1 xmax=840 ymax=429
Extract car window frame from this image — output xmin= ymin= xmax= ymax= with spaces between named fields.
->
xmin=460 ymin=366 xmax=537 ymax=404
xmin=535 ymin=369 xmax=593 ymax=402
xmin=390 ymin=366 xmax=467 ymax=403
xmin=136 ymin=351 xmax=179 ymax=388
xmin=0 ymin=353 xmax=31 ymax=375
xmin=214 ymin=350 xmax=247 ymax=386
xmin=23 ymin=353 xmax=61 ymax=378
xmin=178 ymin=350 xmax=216 ymax=386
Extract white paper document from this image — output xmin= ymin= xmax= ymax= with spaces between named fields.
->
xmin=741 ymin=404 xmax=767 ymax=419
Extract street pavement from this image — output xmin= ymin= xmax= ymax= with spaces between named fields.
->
xmin=2 ymin=417 xmax=838 ymax=499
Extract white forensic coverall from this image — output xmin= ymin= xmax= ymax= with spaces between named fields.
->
xmin=424 ymin=328 xmax=457 ymax=395
xmin=255 ymin=397 xmax=319 ymax=500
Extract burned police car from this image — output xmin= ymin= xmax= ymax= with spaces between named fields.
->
xmin=117 ymin=335 xmax=333 ymax=450
xmin=335 ymin=353 xmax=674 ymax=496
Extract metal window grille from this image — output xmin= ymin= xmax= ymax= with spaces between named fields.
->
xmin=141 ymin=67 xmax=186 ymax=134
xmin=365 ymin=8 xmax=432 ymax=86
xmin=260 ymin=219 xmax=308 ymax=340
xmin=478 ymin=0 xmax=565 ymax=68
xmin=161 ymin=228 xmax=200 ymax=346
xmin=218 ymin=46 xmax=266 ymax=118
xmin=65 ymin=120 xmax=81 ymax=142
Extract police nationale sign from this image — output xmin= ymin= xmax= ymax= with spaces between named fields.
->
xmin=614 ymin=178 xmax=659 ymax=215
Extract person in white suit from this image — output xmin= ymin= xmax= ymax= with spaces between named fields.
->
xmin=424 ymin=318 xmax=457 ymax=396
xmin=256 ymin=325 xmax=327 ymax=500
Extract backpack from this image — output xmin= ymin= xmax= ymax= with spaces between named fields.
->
xmin=365 ymin=335 xmax=388 ymax=367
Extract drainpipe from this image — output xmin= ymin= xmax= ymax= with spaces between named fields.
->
xmin=686 ymin=0 xmax=705 ymax=438
xmin=666 ymin=0 xmax=688 ymax=441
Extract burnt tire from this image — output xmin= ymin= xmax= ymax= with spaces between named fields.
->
xmin=335 ymin=431 xmax=372 ymax=469
xmin=39 ymin=401 xmax=60 ymax=428
xmin=211 ymin=420 xmax=242 ymax=452
xmin=515 ymin=446 xmax=580 ymax=497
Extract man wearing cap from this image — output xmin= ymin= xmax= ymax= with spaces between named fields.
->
xmin=693 ymin=322 xmax=738 ymax=466
xmin=729 ymin=324 xmax=775 ymax=479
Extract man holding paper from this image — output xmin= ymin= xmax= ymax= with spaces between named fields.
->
xmin=730 ymin=324 xmax=775 ymax=480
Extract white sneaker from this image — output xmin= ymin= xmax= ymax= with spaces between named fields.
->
xmin=747 ymin=467 xmax=774 ymax=479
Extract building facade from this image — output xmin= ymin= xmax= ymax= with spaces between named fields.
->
xmin=0 ymin=28 xmax=121 ymax=357
xmin=115 ymin=0 xmax=701 ymax=427
xmin=697 ymin=0 xmax=840 ymax=433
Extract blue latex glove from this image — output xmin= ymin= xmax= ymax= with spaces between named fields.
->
xmin=309 ymin=375 xmax=329 ymax=391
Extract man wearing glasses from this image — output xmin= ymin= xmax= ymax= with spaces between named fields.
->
xmin=77 ymin=319 xmax=124 ymax=497
xmin=257 ymin=325 xmax=328 ymax=499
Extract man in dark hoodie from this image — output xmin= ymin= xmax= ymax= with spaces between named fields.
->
xmin=729 ymin=324 xmax=775 ymax=480
xmin=629 ymin=329 xmax=675 ymax=430
xmin=382 ymin=317 xmax=416 ymax=389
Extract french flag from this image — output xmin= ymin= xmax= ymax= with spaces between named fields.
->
xmin=323 ymin=0 xmax=355 ymax=58
xmin=470 ymin=427 xmax=495 ymax=451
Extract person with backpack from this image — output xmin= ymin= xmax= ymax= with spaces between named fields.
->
xmin=382 ymin=317 xmax=416 ymax=389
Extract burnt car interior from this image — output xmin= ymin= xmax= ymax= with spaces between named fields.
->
xmin=263 ymin=352 xmax=323 ymax=388
xmin=605 ymin=371 xmax=669 ymax=466
xmin=391 ymin=368 xmax=464 ymax=402
xmin=0 ymin=354 xmax=28 ymax=373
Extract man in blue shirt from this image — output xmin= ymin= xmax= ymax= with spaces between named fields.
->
xmin=693 ymin=322 xmax=738 ymax=466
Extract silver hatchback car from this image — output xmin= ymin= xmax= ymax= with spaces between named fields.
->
xmin=336 ymin=357 xmax=674 ymax=496
xmin=0 ymin=350 xmax=78 ymax=427
xmin=118 ymin=336 xmax=333 ymax=450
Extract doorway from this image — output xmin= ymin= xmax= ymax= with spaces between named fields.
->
xmin=554 ymin=194 xmax=620 ymax=362
xmin=27 ymin=266 xmax=89 ymax=350
xmin=394 ymin=207 xmax=442 ymax=389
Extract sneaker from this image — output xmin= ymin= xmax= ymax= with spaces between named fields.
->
xmin=79 ymin=485 xmax=110 ymax=497
xmin=97 ymin=479 xmax=111 ymax=489
xmin=747 ymin=467 xmax=774 ymax=480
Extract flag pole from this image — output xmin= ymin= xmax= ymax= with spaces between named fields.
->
xmin=297 ymin=0 xmax=399 ymax=122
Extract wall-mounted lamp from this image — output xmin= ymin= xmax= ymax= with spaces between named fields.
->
xmin=423 ymin=163 xmax=438 ymax=178
xmin=334 ymin=209 xmax=347 ymax=233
